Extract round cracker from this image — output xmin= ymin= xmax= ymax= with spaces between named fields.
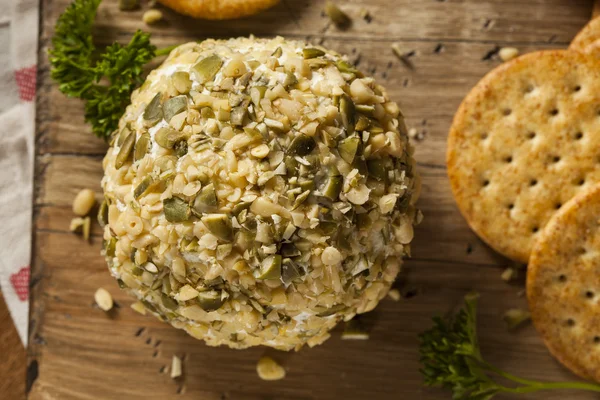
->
xmin=447 ymin=50 xmax=600 ymax=262
xmin=157 ymin=0 xmax=279 ymax=19
xmin=571 ymin=17 xmax=600 ymax=53
xmin=528 ymin=183 xmax=600 ymax=382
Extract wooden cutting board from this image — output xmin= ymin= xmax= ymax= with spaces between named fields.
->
xmin=29 ymin=1 xmax=599 ymax=399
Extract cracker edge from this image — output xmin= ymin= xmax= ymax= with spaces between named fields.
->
xmin=446 ymin=50 xmax=575 ymax=263
xmin=527 ymin=183 xmax=600 ymax=382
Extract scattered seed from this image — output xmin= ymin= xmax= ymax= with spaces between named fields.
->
xmin=95 ymin=288 xmax=114 ymax=311
xmin=503 ymin=308 xmax=531 ymax=331
xmin=142 ymin=9 xmax=163 ymax=25
xmin=118 ymin=0 xmax=139 ymax=11
xmin=499 ymin=47 xmax=519 ymax=62
xmin=325 ymin=2 xmax=351 ymax=28
xmin=342 ymin=318 xmax=369 ymax=340
xmin=387 ymin=289 xmax=401 ymax=301
xmin=171 ymin=355 xmax=183 ymax=379
xmin=72 ymin=188 xmax=96 ymax=216
xmin=391 ymin=44 xmax=415 ymax=70
xmin=256 ymin=356 xmax=286 ymax=381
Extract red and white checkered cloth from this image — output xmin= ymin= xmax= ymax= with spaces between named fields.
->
xmin=0 ymin=0 xmax=39 ymax=345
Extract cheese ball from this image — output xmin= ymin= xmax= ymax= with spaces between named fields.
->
xmin=99 ymin=37 xmax=421 ymax=350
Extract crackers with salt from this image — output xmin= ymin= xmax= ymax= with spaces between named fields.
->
xmin=571 ymin=17 xmax=600 ymax=53
xmin=528 ymin=183 xmax=600 ymax=381
xmin=447 ymin=50 xmax=600 ymax=262
xmin=158 ymin=0 xmax=279 ymax=19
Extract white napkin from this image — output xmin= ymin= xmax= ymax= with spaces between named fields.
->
xmin=0 ymin=0 xmax=39 ymax=345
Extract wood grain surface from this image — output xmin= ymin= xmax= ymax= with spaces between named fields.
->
xmin=0 ymin=289 xmax=26 ymax=400
xmin=28 ymin=0 xmax=600 ymax=399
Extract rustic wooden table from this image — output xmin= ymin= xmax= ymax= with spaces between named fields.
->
xmin=27 ymin=0 xmax=600 ymax=399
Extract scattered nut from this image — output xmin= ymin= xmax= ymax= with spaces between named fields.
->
xmin=501 ymin=267 xmax=516 ymax=282
xmin=70 ymin=216 xmax=91 ymax=240
xmin=171 ymin=355 xmax=183 ymax=378
xmin=499 ymin=47 xmax=519 ymax=62
xmin=503 ymin=308 xmax=531 ymax=331
xmin=256 ymin=356 xmax=286 ymax=381
xmin=387 ymin=289 xmax=401 ymax=301
xmin=73 ymin=188 xmax=96 ymax=216
xmin=324 ymin=1 xmax=351 ymax=28
xmin=143 ymin=9 xmax=163 ymax=25
xmin=94 ymin=288 xmax=114 ymax=311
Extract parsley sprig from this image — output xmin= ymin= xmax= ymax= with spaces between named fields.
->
xmin=419 ymin=293 xmax=600 ymax=399
xmin=49 ymin=0 xmax=174 ymax=140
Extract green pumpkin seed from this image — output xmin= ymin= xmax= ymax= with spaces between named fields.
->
xmin=163 ymin=197 xmax=191 ymax=222
xmin=173 ymin=140 xmax=188 ymax=158
xmin=325 ymin=2 xmax=351 ymax=28
xmin=318 ymin=221 xmax=338 ymax=235
xmin=155 ymin=127 xmax=187 ymax=149
xmin=356 ymin=213 xmax=372 ymax=230
xmin=280 ymin=243 xmax=301 ymax=258
xmin=282 ymin=258 xmax=302 ymax=284
xmin=231 ymin=201 xmax=251 ymax=216
xmin=104 ymin=237 xmax=117 ymax=257
xmin=356 ymin=104 xmax=375 ymax=115
xmin=288 ymin=134 xmax=316 ymax=156
xmin=298 ymin=178 xmax=315 ymax=192
xmin=230 ymin=102 xmax=249 ymax=126
xmin=163 ymin=95 xmax=188 ymax=122
xmin=201 ymin=214 xmax=233 ymax=242
xmin=292 ymin=189 xmax=311 ymax=210
xmin=193 ymin=183 xmax=218 ymax=214
xmin=338 ymin=135 xmax=361 ymax=164
xmin=134 ymin=175 xmax=155 ymax=199
xmin=367 ymin=159 xmax=387 ymax=181
xmin=161 ymin=293 xmax=178 ymax=310
xmin=340 ymin=94 xmax=356 ymax=135
xmin=172 ymin=71 xmax=192 ymax=93
xmin=316 ymin=303 xmax=346 ymax=317
xmin=132 ymin=266 xmax=144 ymax=276
xmin=97 ymin=199 xmax=108 ymax=227
xmin=134 ymin=132 xmax=151 ymax=161
xmin=254 ymin=255 xmax=282 ymax=280
xmin=323 ymin=175 xmax=343 ymax=200
xmin=303 ymin=48 xmax=325 ymax=59
xmin=117 ymin=126 xmax=131 ymax=146
xmin=283 ymin=71 xmax=298 ymax=89
xmin=355 ymin=115 xmax=371 ymax=131
xmin=271 ymin=47 xmax=283 ymax=58
xmin=250 ymin=86 xmax=267 ymax=106
xmin=143 ymin=93 xmax=163 ymax=126
xmin=336 ymin=59 xmax=359 ymax=75
xmin=197 ymin=290 xmax=225 ymax=311
xmin=115 ymin=131 xmax=135 ymax=169
xmin=192 ymin=55 xmax=223 ymax=84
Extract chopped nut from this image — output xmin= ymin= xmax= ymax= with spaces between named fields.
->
xmin=94 ymin=288 xmax=114 ymax=311
xmin=499 ymin=47 xmax=519 ymax=62
xmin=73 ymin=188 xmax=96 ymax=216
xmin=503 ymin=308 xmax=531 ymax=331
xmin=130 ymin=301 xmax=147 ymax=315
xmin=321 ymin=246 xmax=342 ymax=265
xmin=256 ymin=356 xmax=286 ymax=381
xmin=142 ymin=9 xmax=163 ymax=25
xmin=171 ymin=355 xmax=182 ymax=379
xmin=250 ymin=144 xmax=270 ymax=158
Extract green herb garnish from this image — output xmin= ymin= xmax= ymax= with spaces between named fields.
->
xmin=419 ymin=293 xmax=600 ymax=399
xmin=49 ymin=0 xmax=173 ymax=140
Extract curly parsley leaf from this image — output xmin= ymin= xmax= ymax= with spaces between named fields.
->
xmin=49 ymin=0 xmax=156 ymax=140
